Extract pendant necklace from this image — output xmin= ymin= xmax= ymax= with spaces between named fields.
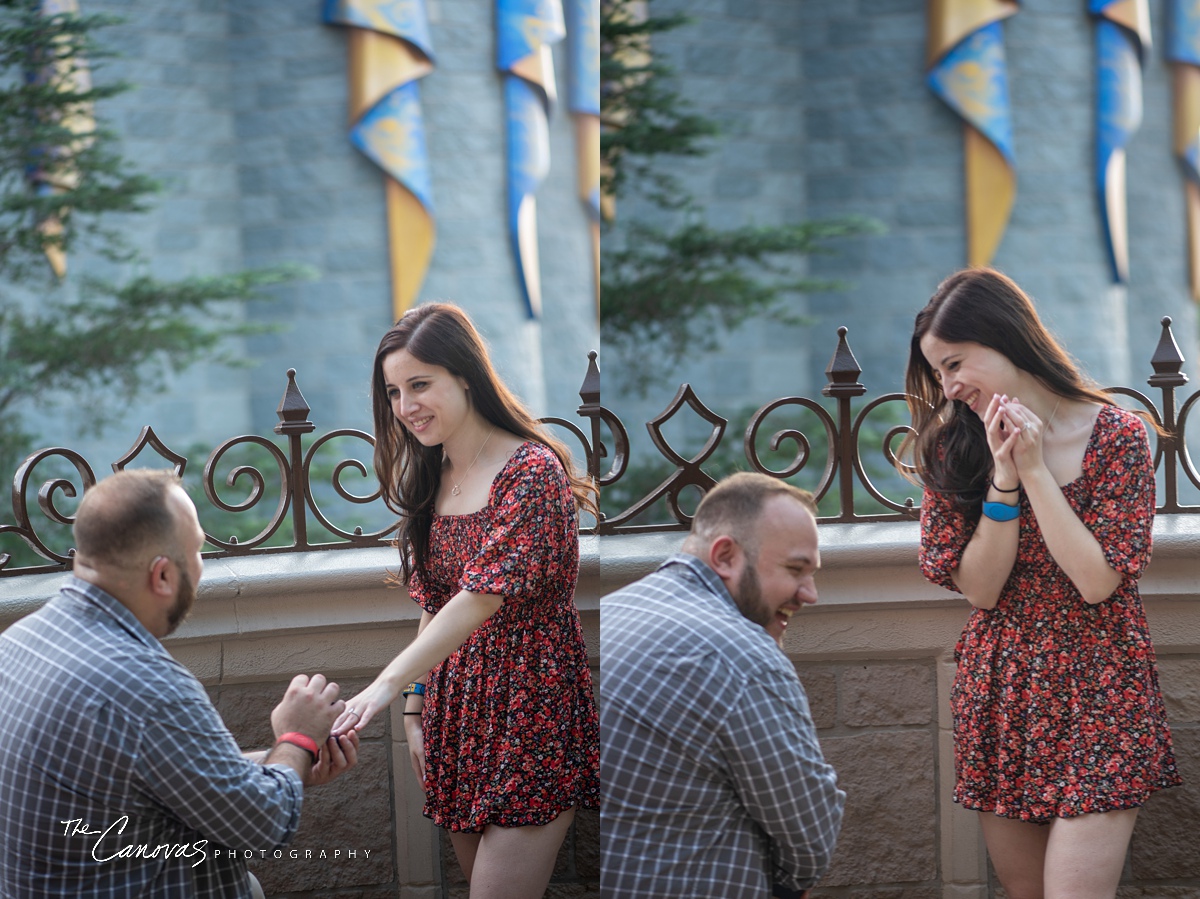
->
xmin=450 ymin=427 xmax=495 ymax=496
xmin=1045 ymin=397 xmax=1062 ymax=431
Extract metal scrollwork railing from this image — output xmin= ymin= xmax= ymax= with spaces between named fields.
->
xmin=0 ymin=356 xmax=607 ymax=577
xmin=4 ymin=316 xmax=1200 ymax=575
xmin=587 ymin=316 xmax=1200 ymax=534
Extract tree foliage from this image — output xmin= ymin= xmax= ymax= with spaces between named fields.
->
xmin=0 ymin=3 xmax=309 ymax=471
xmin=599 ymin=3 xmax=716 ymax=208
xmin=599 ymin=0 xmax=881 ymax=392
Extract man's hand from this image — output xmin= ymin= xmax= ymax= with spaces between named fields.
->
xmin=307 ymin=732 xmax=360 ymax=787
xmin=270 ymin=673 xmax=345 ymax=745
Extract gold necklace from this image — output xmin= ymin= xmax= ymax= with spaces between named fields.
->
xmin=1045 ymin=397 xmax=1062 ymax=432
xmin=449 ymin=427 xmax=495 ymax=496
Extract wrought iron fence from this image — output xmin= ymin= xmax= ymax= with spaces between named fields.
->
xmin=593 ymin=316 xmax=1200 ymax=532
xmin=3 ymin=317 xmax=1199 ymax=577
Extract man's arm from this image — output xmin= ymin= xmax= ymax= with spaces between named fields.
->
xmin=134 ymin=674 xmax=348 ymax=850
xmin=720 ymin=670 xmax=845 ymax=892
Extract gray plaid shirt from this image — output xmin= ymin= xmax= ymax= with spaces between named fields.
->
xmin=601 ymin=554 xmax=844 ymax=898
xmin=0 ymin=577 xmax=303 ymax=898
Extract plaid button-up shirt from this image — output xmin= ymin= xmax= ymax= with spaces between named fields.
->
xmin=601 ymin=554 xmax=845 ymax=898
xmin=0 ymin=577 xmax=303 ymax=898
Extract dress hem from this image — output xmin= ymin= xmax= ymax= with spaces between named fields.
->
xmin=424 ymin=795 xmax=600 ymax=834
xmin=953 ymin=779 xmax=1181 ymax=825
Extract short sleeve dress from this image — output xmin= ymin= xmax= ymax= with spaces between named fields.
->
xmin=919 ymin=404 xmax=1181 ymax=822
xmin=406 ymin=441 xmax=601 ymax=832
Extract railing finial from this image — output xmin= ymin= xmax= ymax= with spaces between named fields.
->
xmin=1149 ymin=316 xmax=1189 ymax=389
xmin=822 ymin=326 xmax=866 ymax=398
xmin=579 ymin=350 xmax=600 ymax=408
xmin=275 ymin=368 xmax=315 ymax=435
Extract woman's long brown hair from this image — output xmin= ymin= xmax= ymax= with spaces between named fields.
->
xmin=372 ymin=303 xmax=598 ymax=585
xmin=900 ymin=268 xmax=1115 ymax=513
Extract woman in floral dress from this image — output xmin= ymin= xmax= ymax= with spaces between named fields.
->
xmin=903 ymin=269 xmax=1179 ymax=899
xmin=333 ymin=303 xmax=600 ymax=897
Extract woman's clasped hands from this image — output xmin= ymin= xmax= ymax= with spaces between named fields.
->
xmin=982 ymin=393 xmax=1048 ymax=488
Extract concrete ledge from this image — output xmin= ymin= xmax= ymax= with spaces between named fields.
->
xmin=0 ymin=534 xmax=600 ymax=643
xmin=2 ymin=519 xmax=1194 ymax=649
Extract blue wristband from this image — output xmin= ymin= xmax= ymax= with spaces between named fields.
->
xmin=982 ymin=501 xmax=1020 ymax=522
xmin=401 ymin=682 xmax=425 ymax=697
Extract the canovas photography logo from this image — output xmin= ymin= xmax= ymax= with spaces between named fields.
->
xmin=61 ymin=818 xmax=209 ymax=868
xmin=62 ymin=818 xmax=375 ymax=867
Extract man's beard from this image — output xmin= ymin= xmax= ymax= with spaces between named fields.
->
xmin=732 ymin=559 xmax=770 ymax=630
xmin=165 ymin=564 xmax=196 ymax=635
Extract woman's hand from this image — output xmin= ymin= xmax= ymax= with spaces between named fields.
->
xmin=331 ymin=677 xmax=402 ymax=736
xmin=404 ymin=714 xmax=427 ymax=787
xmin=998 ymin=397 xmax=1048 ymax=477
xmin=982 ymin=393 xmax=1021 ymax=488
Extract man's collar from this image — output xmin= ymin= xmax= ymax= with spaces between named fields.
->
xmin=62 ymin=575 xmax=163 ymax=650
xmin=658 ymin=552 xmax=739 ymax=613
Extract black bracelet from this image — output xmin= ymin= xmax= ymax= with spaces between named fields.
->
xmin=403 ymin=711 xmax=422 ymax=715
xmin=990 ymin=478 xmax=1019 ymax=493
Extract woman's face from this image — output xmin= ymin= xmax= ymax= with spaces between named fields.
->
xmin=381 ymin=348 xmax=472 ymax=447
xmin=919 ymin=333 xmax=1018 ymax=417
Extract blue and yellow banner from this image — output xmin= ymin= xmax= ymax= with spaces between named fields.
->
xmin=565 ymin=0 xmax=599 ymax=310
xmin=1091 ymin=0 xmax=1150 ymax=284
xmin=925 ymin=1 xmax=1018 ymax=268
xmin=324 ymin=0 xmax=436 ymax=319
xmin=499 ymin=0 xmax=566 ymax=319
xmin=1168 ymin=0 xmax=1200 ymax=300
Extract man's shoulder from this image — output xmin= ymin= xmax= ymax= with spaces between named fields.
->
xmin=602 ymin=561 xmax=722 ymax=629
xmin=602 ymin=564 xmax=788 ymax=674
xmin=0 ymin=592 xmax=203 ymax=711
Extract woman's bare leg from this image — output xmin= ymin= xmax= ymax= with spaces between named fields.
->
xmin=448 ymin=830 xmax=483 ymax=883
xmin=464 ymin=808 xmax=576 ymax=899
xmin=1043 ymin=809 xmax=1137 ymax=899
xmin=979 ymin=812 xmax=1050 ymax=899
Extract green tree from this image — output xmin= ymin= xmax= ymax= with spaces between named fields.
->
xmin=599 ymin=0 xmax=882 ymax=392
xmin=0 ymin=2 xmax=308 ymax=474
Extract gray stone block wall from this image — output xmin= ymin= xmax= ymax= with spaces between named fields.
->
xmin=605 ymin=0 xmax=1200 ymax=478
xmin=18 ymin=0 xmax=598 ymax=474
xmin=605 ymin=0 xmax=816 ymax=462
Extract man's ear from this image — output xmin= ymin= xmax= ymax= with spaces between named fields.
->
xmin=147 ymin=555 xmax=174 ymax=597
xmin=708 ymin=535 xmax=742 ymax=580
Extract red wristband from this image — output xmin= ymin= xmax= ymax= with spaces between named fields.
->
xmin=275 ymin=732 xmax=319 ymax=763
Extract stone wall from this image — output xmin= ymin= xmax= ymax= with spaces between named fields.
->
xmin=19 ymin=0 xmax=597 ymax=468
xmin=1 ymin=522 xmax=1197 ymax=896
xmin=0 ymin=541 xmax=602 ymax=899
xmin=605 ymin=0 xmax=1200 ymax=460
xmin=603 ymin=523 xmax=1200 ymax=899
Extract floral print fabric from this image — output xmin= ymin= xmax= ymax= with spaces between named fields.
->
xmin=407 ymin=441 xmax=600 ymax=832
xmin=920 ymin=404 xmax=1181 ymax=822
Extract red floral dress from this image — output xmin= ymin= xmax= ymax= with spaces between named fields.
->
xmin=407 ymin=441 xmax=600 ymax=832
xmin=920 ymin=405 xmax=1181 ymax=822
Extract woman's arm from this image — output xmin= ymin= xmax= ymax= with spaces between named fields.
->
xmin=950 ymin=481 xmax=1020 ymax=610
xmin=333 ymin=591 xmax=502 ymax=734
xmin=947 ymin=393 xmax=1023 ymax=610
xmin=402 ymin=609 xmax=434 ymax=784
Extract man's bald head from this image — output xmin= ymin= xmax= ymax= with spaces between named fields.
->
xmin=682 ymin=471 xmax=818 ymax=560
xmin=73 ymin=470 xmax=188 ymax=571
